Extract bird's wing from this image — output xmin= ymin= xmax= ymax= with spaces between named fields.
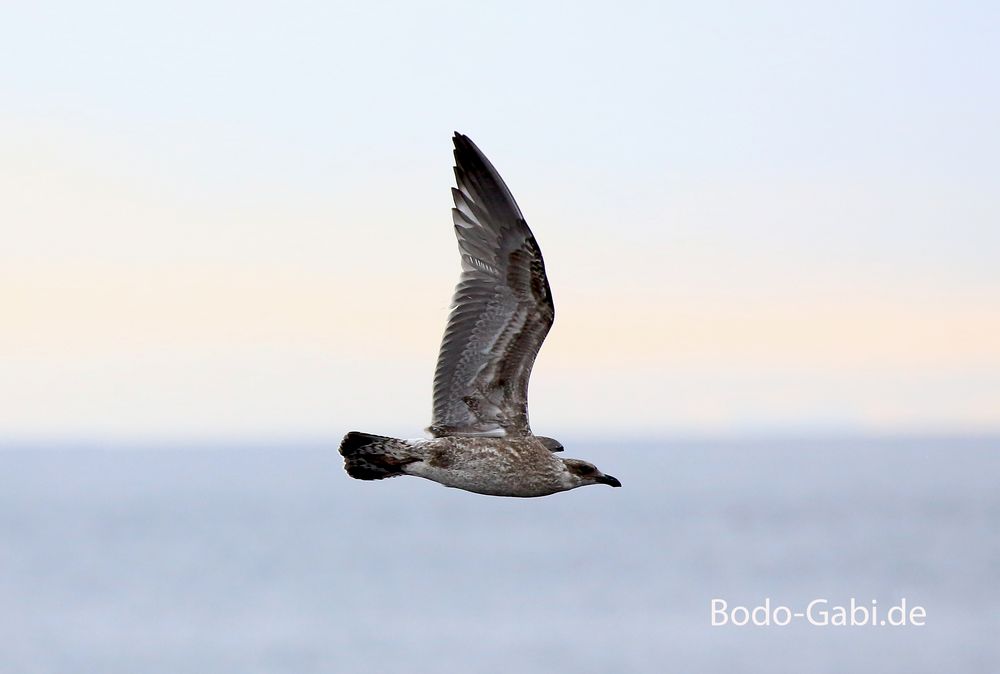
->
xmin=428 ymin=133 xmax=555 ymax=438
xmin=536 ymin=436 xmax=564 ymax=452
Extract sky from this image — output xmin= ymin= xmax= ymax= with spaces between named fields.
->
xmin=2 ymin=1 xmax=998 ymax=440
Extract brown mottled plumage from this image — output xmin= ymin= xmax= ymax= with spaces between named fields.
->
xmin=338 ymin=133 xmax=620 ymax=498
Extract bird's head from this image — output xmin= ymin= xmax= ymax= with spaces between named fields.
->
xmin=559 ymin=458 xmax=622 ymax=490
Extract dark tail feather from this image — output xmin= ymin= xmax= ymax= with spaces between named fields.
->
xmin=339 ymin=431 xmax=419 ymax=481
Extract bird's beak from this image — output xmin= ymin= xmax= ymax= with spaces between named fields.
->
xmin=596 ymin=474 xmax=622 ymax=488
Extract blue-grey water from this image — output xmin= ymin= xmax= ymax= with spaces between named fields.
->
xmin=1 ymin=437 xmax=998 ymax=673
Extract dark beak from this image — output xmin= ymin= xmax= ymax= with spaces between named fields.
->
xmin=596 ymin=474 xmax=622 ymax=488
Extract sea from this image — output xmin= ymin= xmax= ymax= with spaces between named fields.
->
xmin=1 ymin=436 xmax=997 ymax=673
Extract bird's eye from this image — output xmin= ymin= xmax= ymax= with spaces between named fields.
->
xmin=577 ymin=464 xmax=595 ymax=476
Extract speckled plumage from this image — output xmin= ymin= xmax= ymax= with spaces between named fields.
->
xmin=407 ymin=436 xmax=569 ymax=498
xmin=338 ymin=134 xmax=620 ymax=498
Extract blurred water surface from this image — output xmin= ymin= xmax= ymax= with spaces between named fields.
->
xmin=1 ymin=437 xmax=997 ymax=673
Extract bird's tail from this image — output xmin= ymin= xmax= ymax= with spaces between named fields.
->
xmin=338 ymin=431 xmax=420 ymax=481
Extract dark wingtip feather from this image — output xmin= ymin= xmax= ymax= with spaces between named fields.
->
xmin=452 ymin=133 xmax=482 ymax=162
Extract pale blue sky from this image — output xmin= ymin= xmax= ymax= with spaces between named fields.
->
xmin=2 ymin=2 xmax=998 ymax=438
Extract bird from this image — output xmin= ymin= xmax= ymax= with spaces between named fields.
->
xmin=338 ymin=133 xmax=620 ymax=497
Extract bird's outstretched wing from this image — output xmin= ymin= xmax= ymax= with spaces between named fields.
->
xmin=428 ymin=133 xmax=555 ymax=438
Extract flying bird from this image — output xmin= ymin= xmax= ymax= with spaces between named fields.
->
xmin=339 ymin=133 xmax=620 ymax=497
